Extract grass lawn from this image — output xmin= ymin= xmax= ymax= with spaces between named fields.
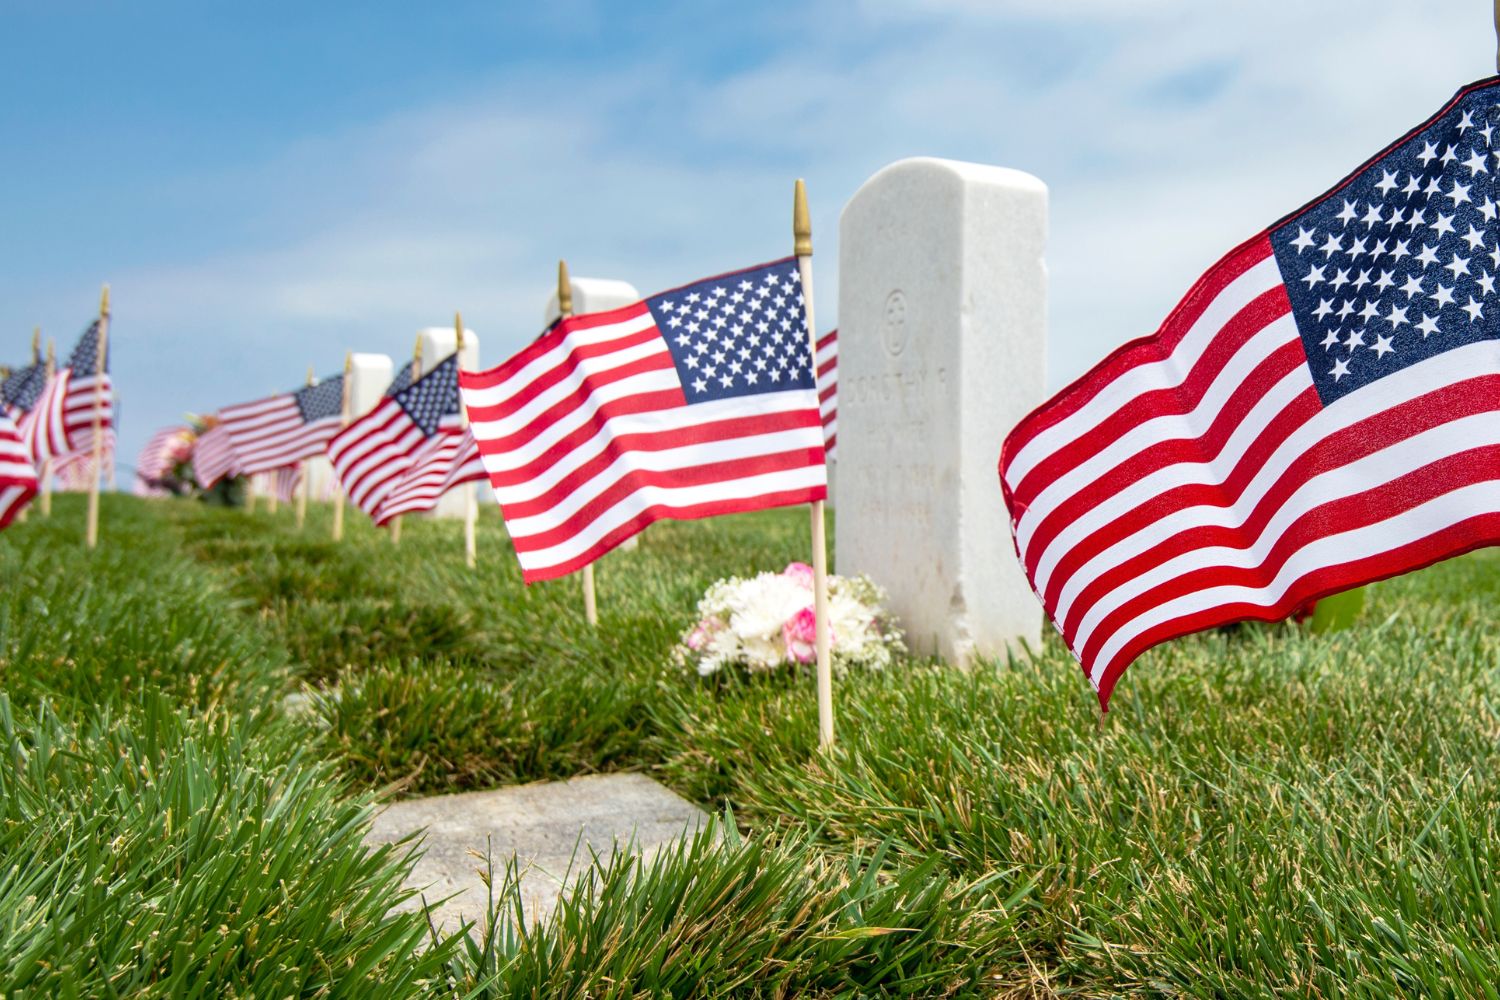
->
xmin=2 ymin=493 xmax=1497 ymax=997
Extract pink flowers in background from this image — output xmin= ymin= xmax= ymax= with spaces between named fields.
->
xmin=674 ymin=562 xmax=904 ymax=677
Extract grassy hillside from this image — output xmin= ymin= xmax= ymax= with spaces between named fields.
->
xmin=2 ymin=494 xmax=1496 ymax=997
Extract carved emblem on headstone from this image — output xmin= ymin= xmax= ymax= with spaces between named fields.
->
xmin=882 ymin=290 xmax=908 ymax=357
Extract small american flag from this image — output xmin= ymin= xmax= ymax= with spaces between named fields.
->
xmin=219 ymin=374 xmax=345 ymax=475
xmin=52 ymin=436 xmax=115 ymax=493
xmin=1002 ymin=77 xmax=1500 ymax=710
xmin=133 ymin=425 xmax=190 ymax=497
xmin=1 ymin=362 xmax=46 ymax=424
xmin=329 ymin=354 xmax=482 ymax=523
xmin=461 ymin=256 xmax=827 ymax=582
xmin=816 ymin=328 xmax=837 ymax=459
xmin=19 ymin=322 xmax=113 ymax=466
xmin=192 ymin=422 xmax=241 ymax=489
xmin=0 ymin=409 xmax=37 ymax=528
xmin=375 ymin=428 xmax=485 ymax=525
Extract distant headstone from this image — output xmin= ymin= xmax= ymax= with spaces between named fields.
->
xmin=305 ymin=353 xmax=392 ymax=502
xmin=836 ymin=157 xmax=1047 ymax=665
xmin=412 ymin=326 xmax=480 ymax=519
xmin=544 ymin=276 xmax=644 ymax=549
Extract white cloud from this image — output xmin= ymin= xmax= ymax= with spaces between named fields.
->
xmin=62 ymin=0 xmax=1500 ymax=467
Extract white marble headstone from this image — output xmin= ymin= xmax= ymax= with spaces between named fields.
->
xmin=544 ymin=276 xmax=644 ymax=550
xmin=304 ymin=353 xmax=393 ymax=502
xmin=836 ymin=157 xmax=1047 ymax=665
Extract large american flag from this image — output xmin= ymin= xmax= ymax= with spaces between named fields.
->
xmin=192 ymin=422 xmax=241 ymax=489
xmin=0 ymin=409 xmax=37 ymax=528
xmin=461 ymin=256 xmax=827 ymax=582
xmin=1001 ymin=78 xmax=1500 ymax=710
xmin=816 ymin=328 xmax=837 ymax=459
xmin=19 ymin=323 xmax=112 ymax=466
xmin=218 ymin=374 xmax=345 ymax=475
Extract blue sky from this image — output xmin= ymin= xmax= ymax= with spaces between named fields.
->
xmin=1 ymin=1 xmax=1494 ymax=472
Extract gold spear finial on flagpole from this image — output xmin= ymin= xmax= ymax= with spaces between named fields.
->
xmin=100 ymin=284 xmax=111 ymax=317
xmin=794 ymin=178 xmax=833 ymax=748
xmin=794 ymin=178 xmax=813 ymax=258
xmin=30 ymin=327 xmax=40 ymax=365
xmin=555 ymin=257 xmax=570 ymax=316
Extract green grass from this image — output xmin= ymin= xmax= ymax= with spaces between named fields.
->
xmin=3 ymin=492 xmax=1498 ymax=996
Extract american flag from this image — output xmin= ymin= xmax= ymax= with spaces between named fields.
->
xmin=1001 ymin=77 xmax=1500 ymax=710
xmin=329 ymin=354 xmax=482 ymax=524
xmin=52 ymin=437 xmax=115 ymax=493
xmin=461 ymin=256 xmax=827 ymax=582
xmin=375 ymin=428 xmax=484 ymax=525
xmin=133 ymin=425 xmax=190 ymax=497
xmin=192 ymin=422 xmax=241 ymax=489
xmin=816 ymin=328 xmax=837 ymax=459
xmin=0 ymin=409 xmax=37 ymax=528
xmin=19 ymin=322 xmax=112 ymax=466
xmin=218 ymin=374 xmax=345 ymax=475
xmin=1 ymin=362 xmax=45 ymax=424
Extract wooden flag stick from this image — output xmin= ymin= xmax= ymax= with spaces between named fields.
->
xmin=331 ymin=352 xmax=353 ymax=540
xmin=795 ymin=179 xmax=835 ymax=749
xmin=1494 ymin=0 xmax=1500 ymax=72
xmin=39 ymin=338 xmax=55 ymax=518
xmin=455 ymin=314 xmax=478 ymax=568
xmin=391 ymin=334 xmax=423 ymax=546
xmin=558 ymin=261 xmax=598 ymax=626
xmin=296 ymin=366 xmax=314 ymax=529
xmin=16 ymin=329 xmax=41 ymax=523
xmin=85 ymin=285 xmax=109 ymax=549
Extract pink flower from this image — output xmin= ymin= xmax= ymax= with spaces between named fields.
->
xmin=686 ymin=617 xmax=721 ymax=650
xmin=782 ymin=606 xmax=817 ymax=664
xmin=782 ymin=562 xmax=815 ymax=590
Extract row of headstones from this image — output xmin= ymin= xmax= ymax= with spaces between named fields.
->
xmin=320 ymin=157 xmax=1048 ymax=664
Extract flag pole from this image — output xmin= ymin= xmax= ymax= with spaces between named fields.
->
xmin=331 ymin=352 xmax=353 ymax=541
xmin=16 ymin=329 xmax=40 ymax=523
xmin=559 ymin=260 xmax=598 ymax=626
xmin=794 ymin=179 xmax=834 ymax=748
xmin=455 ymin=313 xmax=478 ymax=568
xmin=85 ymin=284 xmax=109 ymax=549
xmin=39 ymin=338 xmax=55 ymax=518
xmin=390 ymin=334 xmax=423 ymax=546
xmin=296 ymin=366 xmax=314 ymax=529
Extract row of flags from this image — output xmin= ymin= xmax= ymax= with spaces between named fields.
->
xmin=28 ymin=83 xmax=1499 ymax=713
xmin=0 ymin=318 xmax=115 ymax=529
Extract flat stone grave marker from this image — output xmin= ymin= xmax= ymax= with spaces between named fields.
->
xmin=366 ymin=773 xmax=707 ymax=933
xmin=836 ymin=156 xmax=1047 ymax=665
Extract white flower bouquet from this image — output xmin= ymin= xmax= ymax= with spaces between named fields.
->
xmin=674 ymin=562 xmax=905 ymax=677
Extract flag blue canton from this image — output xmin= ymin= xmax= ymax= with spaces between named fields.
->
xmin=1272 ymin=82 xmax=1500 ymax=404
xmin=647 ymin=258 xmax=815 ymax=403
xmin=295 ymin=374 xmax=345 ymax=423
xmin=1 ymin=363 xmax=45 ymax=412
xmin=385 ymin=360 xmax=415 ymax=397
xmin=66 ymin=321 xmax=107 ymax=376
xmin=393 ymin=354 xmax=460 ymax=436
